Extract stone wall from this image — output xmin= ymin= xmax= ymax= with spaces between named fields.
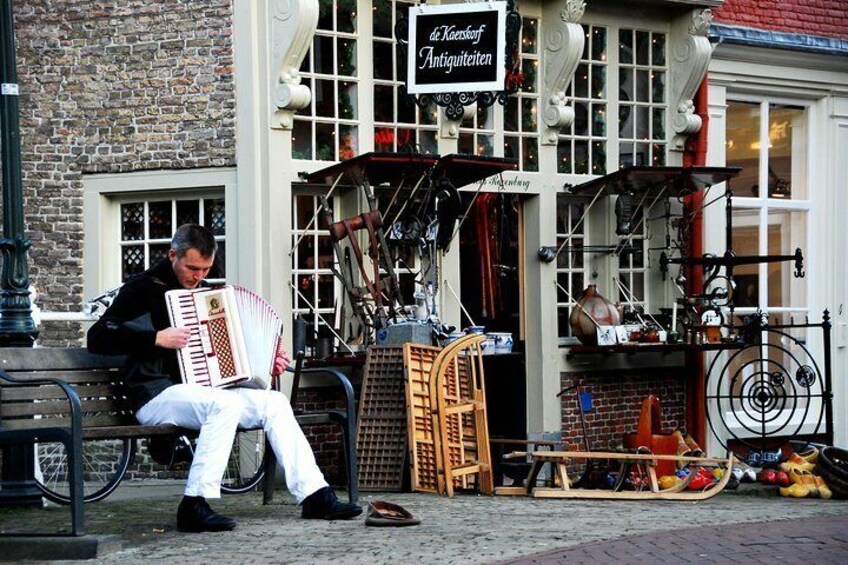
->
xmin=12 ymin=0 xmax=236 ymax=345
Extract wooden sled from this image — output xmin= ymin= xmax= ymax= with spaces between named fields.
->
xmin=495 ymin=450 xmax=733 ymax=501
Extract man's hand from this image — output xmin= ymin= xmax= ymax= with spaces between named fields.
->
xmin=155 ymin=327 xmax=192 ymax=349
xmin=271 ymin=345 xmax=291 ymax=377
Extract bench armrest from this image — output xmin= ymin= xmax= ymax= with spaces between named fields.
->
xmin=0 ymin=368 xmax=84 ymax=437
xmin=298 ymin=367 xmax=357 ymax=428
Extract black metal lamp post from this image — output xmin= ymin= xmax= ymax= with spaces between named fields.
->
xmin=0 ymin=0 xmax=41 ymax=506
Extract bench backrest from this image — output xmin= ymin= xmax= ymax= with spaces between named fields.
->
xmin=0 ymin=347 xmax=132 ymax=432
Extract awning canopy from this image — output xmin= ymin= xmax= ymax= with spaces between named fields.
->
xmin=567 ymin=166 xmax=742 ymax=199
xmin=304 ymin=152 xmax=517 ymax=189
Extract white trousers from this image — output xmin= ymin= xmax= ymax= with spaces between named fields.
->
xmin=136 ymin=384 xmax=328 ymax=502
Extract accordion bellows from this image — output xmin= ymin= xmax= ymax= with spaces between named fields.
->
xmin=166 ymin=285 xmax=282 ymax=390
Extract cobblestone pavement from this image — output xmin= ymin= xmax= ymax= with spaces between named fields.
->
xmin=1 ymin=481 xmax=846 ymax=564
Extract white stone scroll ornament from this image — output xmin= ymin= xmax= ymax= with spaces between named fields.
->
xmin=271 ymin=0 xmax=319 ymax=129
xmin=441 ymin=103 xmax=478 ymax=139
xmin=541 ymin=0 xmax=585 ymax=145
xmin=668 ymin=8 xmax=713 ymax=150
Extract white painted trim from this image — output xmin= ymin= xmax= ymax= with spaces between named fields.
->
xmin=82 ymin=168 xmax=237 ymax=305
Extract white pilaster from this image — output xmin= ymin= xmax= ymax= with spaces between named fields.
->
xmin=233 ymin=0 xmax=317 ymax=349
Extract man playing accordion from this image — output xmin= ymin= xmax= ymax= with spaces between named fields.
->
xmin=88 ymin=224 xmax=362 ymax=532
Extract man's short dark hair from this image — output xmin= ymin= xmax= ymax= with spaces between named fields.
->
xmin=171 ymin=224 xmax=217 ymax=258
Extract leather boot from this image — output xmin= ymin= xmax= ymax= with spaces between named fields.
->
xmin=177 ymin=496 xmax=237 ymax=533
xmin=301 ymin=487 xmax=362 ymax=520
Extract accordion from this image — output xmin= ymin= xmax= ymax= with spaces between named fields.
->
xmin=165 ymin=285 xmax=282 ymax=390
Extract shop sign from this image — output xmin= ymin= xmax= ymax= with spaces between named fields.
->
xmin=406 ymin=2 xmax=506 ymax=95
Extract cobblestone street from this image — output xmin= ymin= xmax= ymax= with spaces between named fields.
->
xmin=1 ymin=480 xmax=847 ymax=564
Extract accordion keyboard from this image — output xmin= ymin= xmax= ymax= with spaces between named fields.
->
xmin=169 ymin=291 xmax=213 ymax=386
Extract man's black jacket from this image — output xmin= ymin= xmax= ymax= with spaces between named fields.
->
xmin=87 ymin=258 xmax=185 ymax=411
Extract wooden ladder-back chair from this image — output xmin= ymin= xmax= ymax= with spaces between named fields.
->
xmin=429 ymin=333 xmax=493 ymax=496
xmin=403 ymin=335 xmax=493 ymax=496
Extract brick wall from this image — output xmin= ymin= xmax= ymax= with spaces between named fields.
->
xmin=713 ymin=0 xmax=848 ymax=40
xmin=12 ymin=0 xmax=236 ymax=345
xmin=560 ymin=368 xmax=687 ymax=453
xmin=293 ymin=387 xmax=349 ymax=487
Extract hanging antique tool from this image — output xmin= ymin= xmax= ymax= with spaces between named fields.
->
xmin=475 ymin=192 xmax=498 ymax=320
xmin=325 ymin=208 xmax=399 ymax=332
xmin=319 ymin=197 xmax=376 ymax=336
xmin=659 ymin=189 xmax=806 ymax=313
xmin=360 ymin=183 xmax=404 ymax=309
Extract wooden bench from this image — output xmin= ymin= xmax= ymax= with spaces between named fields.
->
xmin=0 ymin=347 xmax=358 ymax=537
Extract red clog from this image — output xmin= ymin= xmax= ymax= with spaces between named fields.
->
xmin=687 ymin=474 xmax=714 ymax=490
xmin=757 ymin=469 xmax=777 ymax=485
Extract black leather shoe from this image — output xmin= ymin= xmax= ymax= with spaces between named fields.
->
xmin=301 ymin=487 xmax=362 ymax=520
xmin=177 ymin=497 xmax=237 ymax=532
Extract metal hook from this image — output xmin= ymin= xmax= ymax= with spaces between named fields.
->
xmin=793 ymin=248 xmax=805 ymax=278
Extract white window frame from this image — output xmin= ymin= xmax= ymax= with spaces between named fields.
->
xmin=372 ymin=0 xmax=439 ymax=154
xmin=291 ymin=191 xmax=338 ymax=344
xmin=725 ymin=97 xmax=812 ymax=321
xmin=83 ymin=168 xmax=237 ymax=302
xmin=292 ymin=0 xmax=361 ymax=162
xmin=503 ymin=16 xmax=540 ymax=171
xmin=718 ymin=95 xmax=817 ymax=440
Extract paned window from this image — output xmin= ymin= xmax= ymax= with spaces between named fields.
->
xmin=726 ymin=100 xmax=809 ymax=315
xmin=291 ymin=194 xmax=337 ymax=338
xmin=557 ymin=25 xmax=608 ymax=175
xmin=119 ymin=197 xmax=225 ymax=281
xmin=504 ymin=17 xmax=540 ymax=172
xmin=293 ymin=0 xmax=360 ymax=161
xmin=459 ymin=104 xmax=497 ymax=158
xmin=616 ymin=207 xmax=646 ymax=310
xmin=556 ymin=24 xmax=666 ymax=338
xmin=618 ymin=28 xmax=666 ymax=167
xmin=555 ymin=197 xmax=586 ymax=338
xmin=373 ymin=0 xmax=439 ymax=154
xmin=724 ymin=99 xmax=812 ymax=431
xmin=557 ymin=25 xmax=667 ymax=174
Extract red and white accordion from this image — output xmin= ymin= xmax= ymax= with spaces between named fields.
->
xmin=165 ymin=285 xmax=282 ymax=390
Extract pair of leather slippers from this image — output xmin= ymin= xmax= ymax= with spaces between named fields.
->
xmin=365 ymin=501 xmax=421 ymax=527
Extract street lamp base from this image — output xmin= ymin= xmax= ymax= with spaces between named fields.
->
xmin=0 ymin=444 xmax=43 ymax=507
xmin=0 ymin=327 xmax=38 ymax=347
xmin=0 ymin=480 xmax=43 ymax=507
